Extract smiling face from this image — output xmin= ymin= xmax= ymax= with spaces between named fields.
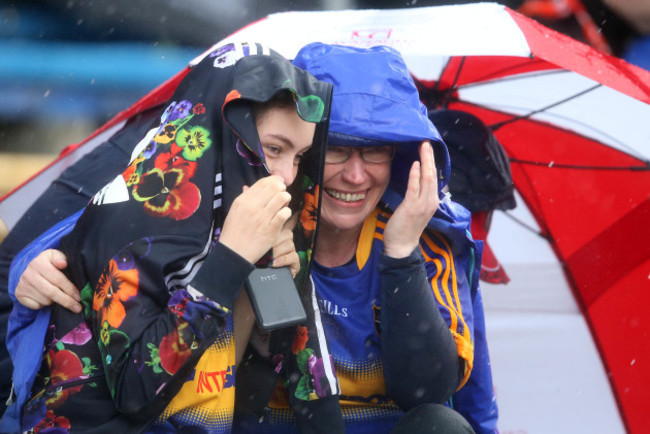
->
xmin=320 ymin=146 xmax=391 ymax=234
xmin=255 ymin=104 xmax=316 ymax=186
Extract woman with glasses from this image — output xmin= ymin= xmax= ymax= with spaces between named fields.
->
xmin=233 ymin=43 xmax=479 ymax=433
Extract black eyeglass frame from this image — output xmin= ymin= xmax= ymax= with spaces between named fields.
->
xmin=325 ymin=146 xmax=396 ymax=164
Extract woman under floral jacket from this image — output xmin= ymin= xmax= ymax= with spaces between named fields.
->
xmin=18 ymin=42 xmax=333 ymax=433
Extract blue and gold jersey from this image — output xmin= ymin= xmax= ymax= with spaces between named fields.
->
xmin=150 ymin=317 xmax=236 ymax=433
xmin=262 ymin=207 xmax=475 ymax=433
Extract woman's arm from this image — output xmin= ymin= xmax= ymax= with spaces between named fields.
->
xmin=380 ymin=140 xmax=468 ymax=409
xmin=378 ymin=248 xmax=462 ymax=410
xmin=88 ymin=175 xmax=294 ymax=417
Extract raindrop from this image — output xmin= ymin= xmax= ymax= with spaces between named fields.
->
xmin=630 ymin=359 xmax=636 ymax=366
xmin=76 ymin=18 xmax=83 ymax=26
xmin=90 ymin=78 xmax=95 ymax=85
xmin=548 ymin=161 xmax=554 ymax=167
xmin=414 ymin=387 xmax=425 ymax=398
xmin=393 ymin=287 xmax=400 ymax=294
xmin=44 ymin=90 xmax=51 ymax=98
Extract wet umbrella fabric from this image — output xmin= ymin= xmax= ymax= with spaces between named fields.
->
xmin=215 ymin=4 xmax=650 ymax=433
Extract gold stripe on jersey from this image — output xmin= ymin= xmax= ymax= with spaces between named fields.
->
xmin=420 ymin=231 xmax=474 ymax=387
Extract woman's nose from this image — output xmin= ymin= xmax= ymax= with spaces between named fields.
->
xmin=270 ymin=157 xmax=297 ymax=186
xmin=341 ymin=151 xmax=366 ymax=184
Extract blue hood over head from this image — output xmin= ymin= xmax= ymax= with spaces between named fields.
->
xmin=293 ymin=42 xmax=451 ymax=197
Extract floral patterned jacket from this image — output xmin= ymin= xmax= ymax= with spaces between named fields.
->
xmin=22 ymin=42 xmax=332 ymax=433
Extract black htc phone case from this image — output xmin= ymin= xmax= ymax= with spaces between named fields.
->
xmin=244 ymin=267 xmax=307 ymax=330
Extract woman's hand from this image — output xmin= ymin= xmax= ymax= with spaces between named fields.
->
xmin=219 ymin=175 xmax=292 ymax=265
xmin=271 ymin=213 xmax=300 ymax=277
xmin=15 ymin=249 xmax=82 ymax=313
xmin=383 ymin=141 xmax=440 ymax=259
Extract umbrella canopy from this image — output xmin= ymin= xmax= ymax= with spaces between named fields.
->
xmin=1 ymin=3 xmax=648 ymax=433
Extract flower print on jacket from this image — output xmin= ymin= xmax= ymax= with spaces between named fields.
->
xmin=131 ymin=164 xmax=201 ymax=221
xmin=154 ymin=124 xmax=177 ymax=145
xmin=293 ymin=346 xmax=335 ymax=401
xmin=165 ymin=100 xmax=193 ymax=123
xmin=93 ymin=259 xmax=139 ymax=328
xmin=210 ymin=43 xmax=238 ymax=69
xmin=33 ymin=410 xmax=71 ymax=433
xmin=158 ymin=323 xmax=192 ymax=375
xmin=60 ymin=322 xmax=92 ymax=347
xmin=300 ymin=184 xmax=319 ymax=239
xmin=122 ymin=154 xmax=146 ymax=187
xmin=309 ymin=355 xmax=335 ymax=398
xmin=142 ymin=141 xmax=158 ymax=159
xmin=45 ymin=348 xmax=85 ymax=408
xmin=176 ymin=125 xmax=212 ymax=161
xmin=145 ymin=342 xmax=163 ymax=374
xmin=114 ymin=237 xmax=152 ymax=271
xmin=154 ymin=143 xmax=199 ymax=176
xmin=294 ymin=347 xmax=316 ymax=401
xmin=193 ymin=103 xmax=205 ymax=115
xmin=127 ymin=99 xmax=211 ymax=220
xmin=292 ymin=325 xmax=309 ymax=355
xmin=236 ymin=139 xmax=263 ymax=167
xmin=223 ymin=89 xmax=241 ymax=106
xmin=296 ymin=94 xmax=326 ymax=123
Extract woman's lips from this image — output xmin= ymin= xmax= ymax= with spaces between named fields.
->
xmin=325 ymin=188 xmax=367 ymax=203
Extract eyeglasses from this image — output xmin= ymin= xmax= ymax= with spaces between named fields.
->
xmin=325 ymin=146 xmax=396 ymax=164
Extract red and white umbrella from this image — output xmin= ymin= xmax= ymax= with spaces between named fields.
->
xmin=216 ymin=5 xmax=650 ymax=432
xmin=1 ymin=3 xmax=648 ymax=433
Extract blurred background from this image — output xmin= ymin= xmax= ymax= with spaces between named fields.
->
xmin=0 ymin=0 xmax=642 ymax=196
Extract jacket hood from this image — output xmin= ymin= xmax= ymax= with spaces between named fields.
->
xmin=292 ymin=42 xmax=451 ymax=197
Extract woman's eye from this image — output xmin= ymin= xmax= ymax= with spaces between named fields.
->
xmin=264 ymin=145 xmax=281 ymax=156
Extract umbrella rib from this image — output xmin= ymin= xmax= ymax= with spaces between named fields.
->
xmin=459 ymin=62 xmax=558 ymax=88
xmin=442 ymin=56 xmax=466 ymax=108
xmin=510 ymin=158 xmax=650 ymax=171
xmin=499 ymin=210 xmax=550 ymax=240
xmin=490 ymin=83 xmax=602 ymax=131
